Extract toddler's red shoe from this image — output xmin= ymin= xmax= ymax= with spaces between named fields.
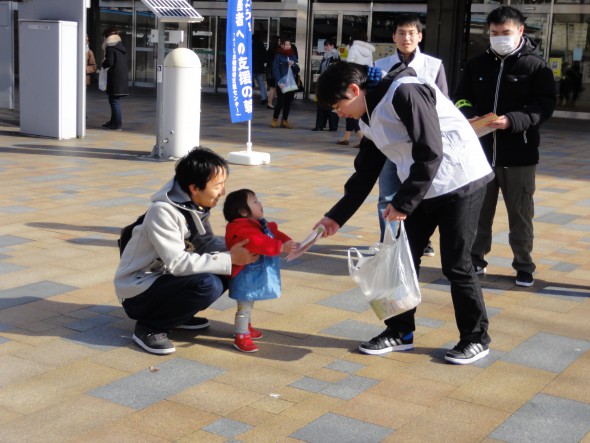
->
xmin=234 ymin=333 xmax=258 ymax=353
xmin=249 ymin=323 xmax=263 ymax=340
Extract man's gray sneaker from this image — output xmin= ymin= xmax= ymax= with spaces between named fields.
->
xmin=445 ymin=340 xmax=489 ymax=365
xmin=359 ymin=330 xmax=414 ymax=355
xmin=133 ymin=323 xmax=175 ymax=355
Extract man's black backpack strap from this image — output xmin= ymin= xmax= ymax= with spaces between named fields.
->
xmin=118 ymin=207 xmax=197 ymax=257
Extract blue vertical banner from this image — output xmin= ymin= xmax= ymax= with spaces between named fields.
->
xmin=226 ymin=0 xmax=253 ymax=123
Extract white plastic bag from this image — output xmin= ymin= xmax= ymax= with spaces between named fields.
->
xmin=348 ymin=221 xmax=421 ymax=320
xmin=278 ymin=67 xmax=299 ymax=93
xmin=98 ymin=67 xmax=109 ymax=91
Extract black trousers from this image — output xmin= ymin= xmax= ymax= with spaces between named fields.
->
xmin=385 ymin=187 xmax=491 ymax=345
xmin=123 ymin=273 xmax=228 ymax=331
xmin=315 ymin=103 xmax=339 ymax=130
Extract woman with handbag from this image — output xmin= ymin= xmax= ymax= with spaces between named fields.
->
xmin=224 ymin=189 xmax=298 ymax=352
xmin=101 ymin=27 xmax=129 ymax=130
xmin=271 ymin=37 xmax=300 ymax=129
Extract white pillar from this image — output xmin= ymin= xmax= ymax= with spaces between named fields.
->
xmin=161 ymin=48 xmax=201 ymax=159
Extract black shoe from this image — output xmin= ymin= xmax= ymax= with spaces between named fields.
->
xmin=474 ymin=265 xmax=487 ymax=275
xmin=102 ymin=121 xmax=114 ymax=129
xmin=267 ymin=105 xmax=274 ymax=110
xmin=328 ymin=128 xmax=338 ymax=131
xmin=175 ymin=317 xmax=210 ymax=330
xmin=445 ymin=340 xmax=489 ymax=365
xmin=260 ymin=99 xmax=268 ymax=105
xmin=311 ymin=127 xmax=323 ymax=131
xmin=422 ymin=241 xmax=435 ymax=257
xmin=515 ymin=271 xmax=534 ymax=287
xmin=132 ymin=323 xmax=175 ymax=355
xmin=358 ymin=330 xmax=414 ymax=355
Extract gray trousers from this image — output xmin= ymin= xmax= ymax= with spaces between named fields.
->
xmin=471 ymin=165 xmax=536 ymax=274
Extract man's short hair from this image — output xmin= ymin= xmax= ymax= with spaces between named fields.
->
xmin=393 ymin=13 xmax=423 ymax=34
xmin=175 ymin=147 xmax=229 ymax=194
xmin=487 ymin=6 xmax=525 ymax=27
xmin=324 ymin=38 xmax=336 ymax=47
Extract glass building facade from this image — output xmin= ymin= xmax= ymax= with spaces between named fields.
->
xmin=59 ymin=0 xmax=590 ymax=119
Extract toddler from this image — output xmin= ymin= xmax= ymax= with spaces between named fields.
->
xmin=223 ymin=189 xmax=298 ymax=352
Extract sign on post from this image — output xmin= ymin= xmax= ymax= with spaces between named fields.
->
xmin=226 ymin=0 xmax=253 ymax=123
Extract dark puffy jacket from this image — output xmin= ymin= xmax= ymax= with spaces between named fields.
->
xmin=454 ymin=36 xmax=555 ymax=166
xmin=103 ymin=42 xmax=130 ymax=96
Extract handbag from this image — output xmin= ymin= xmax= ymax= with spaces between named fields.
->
xmin=278 ymin=67 xmax=299 ymax=93
xmin=347 ymin=222 xmax=421 ymax=320
xmin=228 ymin=255 xmax=281 ymax=301
xmin=296 ymin=73 xmax=304 ymax=92
xmin=98 ymin=67 xmax=109 ymax=91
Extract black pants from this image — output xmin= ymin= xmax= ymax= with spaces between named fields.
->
xmin=273 ymin=89 xmax=295 ymax=121
xmin=123 ymin=273 xmax=228 ymax=331
xmin=384 ymin=187 xmax=490 ymax=345
xmin=315 ymin=103 xmax=339 ymax=130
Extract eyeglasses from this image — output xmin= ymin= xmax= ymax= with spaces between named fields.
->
xmin=395 ymin=31 xmax=420 ymax=38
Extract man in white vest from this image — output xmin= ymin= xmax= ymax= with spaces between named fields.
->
xmin=374 ymin=13 xmax=448 ymax=257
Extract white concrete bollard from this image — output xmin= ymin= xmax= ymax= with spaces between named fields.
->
xmin=162 ymin=48 xmax=201 ymax=159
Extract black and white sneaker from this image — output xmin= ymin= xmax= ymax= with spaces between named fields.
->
xmin=133 ymin=323 xmax=175 ymax=355
xmin=176 ymin=317 xmax=210 ymax=330
xmin=515 ymin=271 xmax=534 ymax=287
xmin=359 ymin=330 xmax=414 ymax=355
xmin=474 ymin=265 xmax=486 ymax=275
xmin=445 ymin=340 xmax=489 ymax=365
xmin=422 ymin=241 xmax=435 ymax=257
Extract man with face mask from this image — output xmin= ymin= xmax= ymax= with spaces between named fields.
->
xmin=454 ymin=6 xmax=555 ymax=288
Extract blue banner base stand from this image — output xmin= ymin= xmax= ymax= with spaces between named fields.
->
xmin=228 ymin=143 xmax=271 ymax=166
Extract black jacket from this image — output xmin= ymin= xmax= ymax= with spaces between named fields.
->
xmin=454 ymin=36 xmax=555 ymax=166
xmin=252 ymin=39 xmax=267 ymax=74
xmin=103 ymin=42 xmax=130 ymax=96
xmin=325 ymin=68 xmax=492 ymax=227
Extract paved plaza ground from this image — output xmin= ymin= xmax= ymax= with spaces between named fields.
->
xmin=0 ymin=87 xmax=589 ymax=442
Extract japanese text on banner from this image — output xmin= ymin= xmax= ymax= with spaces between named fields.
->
xmin=226 ymin=0 xmax=253 ymax=123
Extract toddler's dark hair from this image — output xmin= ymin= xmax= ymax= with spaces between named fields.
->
xmin=223 ymin=188 xmax=256 ymax=222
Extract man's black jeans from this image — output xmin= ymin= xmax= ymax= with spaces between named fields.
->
xmin=384 ymin=186 xmax=491 ymax=346
xmin=123 ymin=273 xmax=228 ymax=331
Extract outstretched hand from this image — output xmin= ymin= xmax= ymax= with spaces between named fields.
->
xmin=229 ymin=239 xmax=258 ymax=266
xmin=313 ymin=217 xmax=340 ymax=237
xmin=281 ymin=240 xmax=299 ymax=254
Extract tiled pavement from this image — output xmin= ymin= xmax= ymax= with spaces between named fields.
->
xmin=0 ymin=86 xmax=589 ymax=442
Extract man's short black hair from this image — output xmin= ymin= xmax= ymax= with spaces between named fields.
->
xmin=487 ymin=6 xmax=526 ymax=27
xmin=175 ymin=146 xmax=229 ymax=194
xmin=393 ymin=13 xmax=423 ymax=34
xmin=223 ymin=188 xmax=255 ymax=222
xmin=316 ymin=61 xmax=369 ymax=110
xmin=324 ymin=38 xmax=336 ymax=47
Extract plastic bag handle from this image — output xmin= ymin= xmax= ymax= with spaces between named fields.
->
xmin=347 ymin=247 xmax=363 ymax=272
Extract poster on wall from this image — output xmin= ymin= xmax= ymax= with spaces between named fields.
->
xmin=226 ymin=0 xmax=253 ymax=123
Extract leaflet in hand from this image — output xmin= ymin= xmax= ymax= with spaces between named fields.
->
xmin=286 ymin=225 xmax=326 ymax=262
xmin=470 ymin=112 xmax=498 ymax=138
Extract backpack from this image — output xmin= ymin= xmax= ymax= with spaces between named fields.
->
xmin=117 ymin=208 xmax=197 ymax=257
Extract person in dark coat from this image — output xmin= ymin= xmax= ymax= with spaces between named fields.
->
xmin=101 ymin=27 xmax=129 ymax=130
xmin=265 ymin=35 xmax=280 ymax=109
xmin=454 ymin=6 xmax=556 ymax=287
xmin=252 ymin=34 xmax=268 ymax=105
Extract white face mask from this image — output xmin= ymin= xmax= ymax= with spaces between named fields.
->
xmin=490 ymin=35 xmax=518 ymax=56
